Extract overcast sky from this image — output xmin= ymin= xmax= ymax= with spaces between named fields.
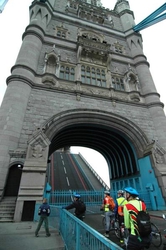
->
xmin=0 ymin=0 xmax=165 ymax=187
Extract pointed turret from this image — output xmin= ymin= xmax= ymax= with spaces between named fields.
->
xmin=114 ymin=0 xmax=135 ymax=31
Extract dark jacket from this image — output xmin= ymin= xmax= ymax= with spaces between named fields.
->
xmin=38 ymin=203 xmax=50 ymax=216
xmin=65 ymin=199 xmax=85 ymax=216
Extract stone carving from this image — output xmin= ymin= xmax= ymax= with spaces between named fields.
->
xmin=124 ymin=65 xmax=139 ymax=92
xmin=77 ymin=29 xmax=111 ymax=65
xmin=76 ymin=93 xmax=81 ymax=101
xmin=112 ymin=100 xmax=116 ymax=107
xmin=32 ymin=144 xmax=44 ymax=158
xmin=129 ymin=93 xmax=140 ymax=102
xmin=26 ymin=132 xmax=50 ymax=161
xmin=152 ymin=140 xmax=166 ymax=164
xmin=42 ymin=75 xmax=59 ymax=87
xmin=154 ymin=151 xmax=163 ymax=164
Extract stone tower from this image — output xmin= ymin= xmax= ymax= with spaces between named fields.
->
xmin=0 ymin=0 xmax=166 ymax=221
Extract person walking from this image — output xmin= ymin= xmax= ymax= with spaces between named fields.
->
xmin=123 ymin=187 xmax=151 ymax=250
xmin=63 ymin=193 xmax=86 ymax=221
xmin=114 ymin=190 xmax=127 ymax=244
xmin=101 ymin=190 xmax=115 ymax=238
xmin=35 ymin=198 xmax=51 ymax=237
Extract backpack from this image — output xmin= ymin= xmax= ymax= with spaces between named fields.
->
xmin=118 ymin=198 xmax=126 ymax=216
xmin=78 ymin=200 xmax=86 ymax=213
xmin=108 ymin=196 xmax=115 ymax=211
xmin=129 ymin=202 xmax=152 ymax=237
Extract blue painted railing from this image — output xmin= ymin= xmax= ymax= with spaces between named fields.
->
xmin=34 ymin=205 xmax=123 ymax=249
xmin=48 ymin=189 xmax=152 ymax=210
xmin=71 ymin=154 xmax=96 ymax=190
xmin=60 ymin=208 xmax=123 ymax=250
xmin=49 ymin=189 xmax=105 ymax=206
xmin=79 ymin=153 xmax=110 ymax=190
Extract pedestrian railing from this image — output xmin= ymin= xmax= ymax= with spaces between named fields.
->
xmin=60 ymin=208 xmax=123 ymax=250
xmin=34 ymin=205 xmax=123 ymax=249
xmin=49 ymin=189 xmax=104 ymax=206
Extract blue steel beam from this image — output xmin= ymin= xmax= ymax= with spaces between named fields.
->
xmin=0 ymin=0 xmax=9 ymax=13
xmin=133 ymin=3 xmax=166 ymax=32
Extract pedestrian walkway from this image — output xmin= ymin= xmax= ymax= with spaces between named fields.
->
xmin=0 ymin=221 xmax=65 ymax=250
xmin=150 ymin=210 xmax=166 ymax=218
xmin=0 ymin=210 xmax=165 ymax=250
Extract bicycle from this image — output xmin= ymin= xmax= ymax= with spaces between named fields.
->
xmin=150 ymin=222 xmax=162 ymax=247
xmin=101 ymin=214 xmax=125 ymax=239
xmin=122 ymin=222 xmax=162 ymax=249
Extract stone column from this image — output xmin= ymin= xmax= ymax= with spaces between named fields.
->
xmin=0 ymin=2 xmax=46 ymax=199
xmin=14 ymin=131 xmax=50 ymax=221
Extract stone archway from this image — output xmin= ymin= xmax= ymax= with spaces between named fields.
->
xmin=14 ymin=109 xmax=166 ymax=221
xmin=44 ymin=109 xmax=150 ymax=158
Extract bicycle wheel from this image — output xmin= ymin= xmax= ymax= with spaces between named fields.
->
xmin=150 ymin=222 xmax=162 ymax=247
xmin=114 ymin=227 xmax=120 ymax=239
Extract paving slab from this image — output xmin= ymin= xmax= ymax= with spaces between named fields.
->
xmin=0 ymin=221 xmax=65 ymax=250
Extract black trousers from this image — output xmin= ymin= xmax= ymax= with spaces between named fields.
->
xmin=127 ymin=234 xmax=150 ymax=250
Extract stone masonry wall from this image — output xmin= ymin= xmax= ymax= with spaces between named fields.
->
xmin=18 ymin=87 xmax=157 ymax=150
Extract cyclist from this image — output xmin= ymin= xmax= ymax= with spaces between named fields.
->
xmin=115 ymin=190 xmax=127 ymax=244
xmin=123 ymin=187 xmax=151 ymax=250
xmin=101 ymin=190 xmax=115 ymax=238
xmin=62 ymin=193 xmax=86 ymax=221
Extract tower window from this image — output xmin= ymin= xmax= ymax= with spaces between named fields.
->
xmin=114 ymin=43 xmax=123 ymax=54
xmin=112 ymin=76 xmax=124 ymax=91
xmin=56 ymin=30 xmax=67 ymax=39
xmin=60 ymin=66 xmax=75 ymax=81
xmin=81 ymin=65 xmax=106 ymax=87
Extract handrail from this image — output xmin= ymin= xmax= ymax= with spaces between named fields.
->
xmin=78 ymin=153 xmax=110 ymax=190
xmin=59 ymin=208 xmax=123 ymax=250
xmin=71 ymin=154 xmax=96 ymax=190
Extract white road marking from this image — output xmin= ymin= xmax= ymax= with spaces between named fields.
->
xmin=69 ymin=189 xmax=73 ymax=201
xmin=64 ymin=167 xmax=67 ymax=174
xmin=66 ymin=177 xmax=70 ymax=186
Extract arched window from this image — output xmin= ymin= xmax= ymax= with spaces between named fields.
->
xmin=60 ymin=66 xmax=65 ymax=78
xmin=81 ymin=65 xmax=106 ymax=87
xmin=57 ymin=31 xmax=61 ymax=37
xmin=56 ymin=30 xmax=66 ymax=39
xmin=59 ymin=65 xmax=75 ymax=81
xmin=112 ymin=76 xmax=124 ymax=91
xmin=70 ymin=68 xmax=75 ymax=81
xmin=62 ymin=32 xmax=66 ymax=38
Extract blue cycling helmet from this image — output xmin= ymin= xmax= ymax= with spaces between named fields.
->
xmin=124 ymin=187 xmax=139 ymax=196
xmin=73 ymin=193 xmax=81 ymax=198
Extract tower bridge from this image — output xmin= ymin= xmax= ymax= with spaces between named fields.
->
xmin=0 ymin=0 xmax=166 ymax=223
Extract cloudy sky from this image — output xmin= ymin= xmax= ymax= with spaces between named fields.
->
xmin=0 ymin=0 xmax=165 ymax=186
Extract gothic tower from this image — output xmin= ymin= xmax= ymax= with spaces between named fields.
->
xmin=0 ymin=0 xmax=166 ymax=221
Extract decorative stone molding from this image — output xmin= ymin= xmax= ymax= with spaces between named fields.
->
xmin=9 ymin=149 xmax=26 ymax=159
xmin=30 ymin=3 xmax=52 ymax=28
xmin=44 ymin=45 xmax=60 ymax=75
xmin=9 ymin=150 xmax=26 ymax=166
xmin=26 ymin=131 xmax=50 ymax=162
xmin=129 ymin=93 xmax=140 ymax=102
xmin=42 ymin=75 xmax=59 ymax=86
xmin=153 ymin=141 xmax=166 ymax=165
xmin=77 ymin=30 xmax=111 ymax=65
xmin=124 ymin=65 xmax=139 ymax=92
